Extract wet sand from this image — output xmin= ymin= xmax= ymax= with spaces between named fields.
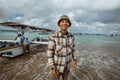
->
xmin=0 ymin=44 xmax=120 ymax=80
xmin=0 ymin=44 xmax=49 ymax=80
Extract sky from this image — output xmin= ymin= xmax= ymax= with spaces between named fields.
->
xmin=0 ymin=0 xmax=120 ymax=34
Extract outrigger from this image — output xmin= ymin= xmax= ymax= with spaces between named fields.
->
xmin=0 ymin=22 xmax=54 ymax=57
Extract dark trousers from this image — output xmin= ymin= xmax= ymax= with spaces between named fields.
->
xmin=23 ymin=45 xmax=30 ymax=53
xmin=48 ymin=67 xmax=70 ymax=80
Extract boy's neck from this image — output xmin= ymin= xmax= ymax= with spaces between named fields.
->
xmin=61 ymin=30 xmax=68 ymax=35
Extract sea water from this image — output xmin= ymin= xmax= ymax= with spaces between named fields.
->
xmin=75 ymin=34 xmax=120 ymax=46
xmin=0 ymin=31 xmax=50 ymax=41
xmin=0 ymin=31 xmax=120 ymax=46
xmin=0 ymin=31 xmax=120 ymax=80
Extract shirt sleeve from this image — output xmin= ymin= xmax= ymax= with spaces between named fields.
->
xmin=47 ymin=35 xmax=56 ymax=68
xmin=72 ymin=36 xmax=77 ymax=61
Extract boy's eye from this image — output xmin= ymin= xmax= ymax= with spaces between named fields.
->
xmin=61 ymin=20 xmax=68 ymax=23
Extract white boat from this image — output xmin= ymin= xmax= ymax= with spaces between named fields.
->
xmin=31 ymin=37 xmax=49 ymax=44
xmin=0 ymin=46 xmax=23 ymax=57
xmin=31 ymin=41 xmax=48 ymax=44
xmin=0 ymin=22 xmax=54 ymax=57
xmin=0 ymin=40 xmax=16 ymax=43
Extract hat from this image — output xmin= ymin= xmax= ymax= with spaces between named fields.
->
xmin=58 ymin=15 xmax=71 ymax=27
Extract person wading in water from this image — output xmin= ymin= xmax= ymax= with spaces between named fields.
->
xmin=47 ymin=15 xmax=77 ymax=80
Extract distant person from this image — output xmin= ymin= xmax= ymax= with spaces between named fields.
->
xmin=15 ymin=34 xmax=22 ymax=46
xmin=23 ymin=38 xmax=30 ymax=53
xmin=47 ymin=15 xmax=77 ymax=80
xmin=20 ymin=34 xmax=25 ymax=44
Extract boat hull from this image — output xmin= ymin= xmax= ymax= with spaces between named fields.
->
xmin=0 ymin=46 xmax=23 ymax=57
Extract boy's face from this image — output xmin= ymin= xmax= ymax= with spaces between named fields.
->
xmin=59 ymin=19 xmax=70 ymax=31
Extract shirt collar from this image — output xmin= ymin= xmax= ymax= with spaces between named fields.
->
xmin=58 ymin=31 xmax=72 ymax=37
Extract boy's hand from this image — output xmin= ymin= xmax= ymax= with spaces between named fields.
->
xmin=72 ymin=60 xmax=77 ymax=71
xmin=51 ymin=68 xmax=59 ymax=78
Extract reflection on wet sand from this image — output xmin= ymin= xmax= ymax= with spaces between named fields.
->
xmin=0 ymin=44 xmax=120 ymax=80
xmin=69 ymin=45 xmax=120 ymax=80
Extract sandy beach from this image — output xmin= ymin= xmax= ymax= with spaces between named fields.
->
xmin=0 ymin=44 xmax=120 ymax=80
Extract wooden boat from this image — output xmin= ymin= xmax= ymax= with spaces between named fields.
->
xmin=31 ymin=41 xmax=48 ymax=44
xmin=0 ymin=44 xmax=40 ymax=57
xmin=0 ymin=22 xmax=54 ymax=57
xmin=0 ymin=46 xmax=23 ymax=57
xmin=31 ymin=37 xmax=49 ymax=44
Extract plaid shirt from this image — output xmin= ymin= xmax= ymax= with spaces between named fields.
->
xmin=47 ymin=31 xmax=77 ymax=73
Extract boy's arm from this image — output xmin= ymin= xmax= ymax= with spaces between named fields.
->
xmin=72 ymin=36 xmax=77 ymax=61
xmin=72 ymin=36 xmax=77 ymax=71
xmin=47 ymin=35 xmax=56 ymax=69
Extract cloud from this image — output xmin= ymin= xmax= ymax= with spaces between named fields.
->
xmin=53 ymin=0 xmax=120 ymax=10
xmin=0 ymin=0 xmax=120 ymax=34
xmin=14 ymin=16 xmax=24 ymax=23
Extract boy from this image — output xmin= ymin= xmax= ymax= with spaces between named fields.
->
xmin=47 ymin=15 xmax=77 ymax=80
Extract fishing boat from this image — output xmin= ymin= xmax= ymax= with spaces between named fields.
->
xmin=0 ymin=22 xmax=54 ymax=57
xmin=31 ymin=37 xmax=49 ymax=44
xmin=0 ymin=46 xmax=23 ymax=57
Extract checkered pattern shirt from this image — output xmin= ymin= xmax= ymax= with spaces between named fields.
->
xmin=47 ymin=31 xmax=77 ymax=73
